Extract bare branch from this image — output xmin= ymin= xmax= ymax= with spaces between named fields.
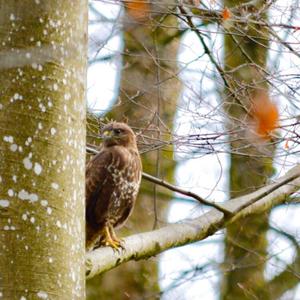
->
xmin=141 ymin=172 xmax=232 ymax=216
xmin=86 ymin=165 xmax=300 ymax=279
xmin=86 ymin=145 xmax=232 ymax=215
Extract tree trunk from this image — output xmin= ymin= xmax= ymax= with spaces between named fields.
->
xmin=222 ymin=1 xmax=274 ymax=299
xmin=86 ymin=10 xmax=181 ymax=300
xmin=0 ymin=1 xmax=87 ymax=299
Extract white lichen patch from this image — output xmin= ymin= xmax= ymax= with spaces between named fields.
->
xmin=0 ymin=200 xmax=10 ymax=207
xmin=18 ymin=189 xmax=38 ymax=202
xmin=64 ymin=93 xmax=71 ymax=101
xmin=10 ymin=144 xmax=18 ymax=152
xmin=3 ymin=136 xmax=14 ymax=143
xmin=50 ymin=128 xmax=56 ymax=135
xmin=23 ymin=157 xmax=32 ymax=170
xmin=39 ymin=103 xmax=46 ymax=112
xmin=56 ymin=220 xmax=61 ymax=228
xmin=17 ymin=68 xmax=23 ymax=76
xmin=40 ymin=200 xmax=48 ymax=207
xmin=51 ymin=182 xmax=59 ymax=190
xmin=11 ymin=93 xmax=23 ymax=101
xmin=37 ymin=291 xmax=48 ymax=299
xmin=25 ymin=137 xmax=32 ymax=146
xmin=34 ymin=162 xmax=42 ymax=175
xmin=7 ymin=189 xmax=14 ymax=197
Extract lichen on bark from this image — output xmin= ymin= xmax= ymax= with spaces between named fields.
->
xmin=0 ymin=1 xmax=87 ymax=299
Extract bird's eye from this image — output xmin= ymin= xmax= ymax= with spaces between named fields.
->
xmin=114 ymin=129 xmax=122 ymax=135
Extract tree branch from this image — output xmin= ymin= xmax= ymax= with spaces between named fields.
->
xmin=86 ymin=165 xmax=300 ymax=279
xmin=267 ymin=256 xmax=300 ymax=300
xmin=141 ymin=171 xmax=232 ymax=216
xmin=261 ymin=226 xmax=300 ymax=299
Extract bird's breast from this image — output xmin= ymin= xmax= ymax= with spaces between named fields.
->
xmin=105 ymin=156 xmax=141 ymax=225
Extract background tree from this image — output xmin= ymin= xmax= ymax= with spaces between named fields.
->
xmin=0 ymin=1 xmax=87 ymax=298
xmin=222 ymin=1 xmax=275 ymax=299
xmin=87 ymin=2 xmax=181 ymax=299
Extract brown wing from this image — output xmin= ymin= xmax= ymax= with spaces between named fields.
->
xmin=110 ymin=149 xmax=142 ymax=228
xmin=86 ymin=149 xmax=114 ymax=229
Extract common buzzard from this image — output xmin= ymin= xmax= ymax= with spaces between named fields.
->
xmin=86 ymin=122 xmax=142 ymax=251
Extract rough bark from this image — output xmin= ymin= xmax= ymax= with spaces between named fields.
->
xmin=222 ymin=1 xmax=274 ymax=299
xmin=0 ymin=1 xmax=87 ymax=299
xmin=86 ymin=9 xmax=181 ymax=300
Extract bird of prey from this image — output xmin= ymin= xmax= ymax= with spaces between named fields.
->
xmin=86 ymin=122 xmax=142 ymax=251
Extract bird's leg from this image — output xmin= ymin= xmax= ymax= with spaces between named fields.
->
xmin=101 ymin=224 xmax=123 ymax=250
xmin=108 ymin=224 xmax=124 ymax=249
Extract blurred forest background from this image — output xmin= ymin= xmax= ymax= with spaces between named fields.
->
xmin=1 ymin=0 xmax=299 ymax=299
xmin=86 ymin=0 xmax=300 ymax=299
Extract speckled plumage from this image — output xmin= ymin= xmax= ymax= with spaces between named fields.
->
xmin=86 ymin=122 xmax=142 ymax=251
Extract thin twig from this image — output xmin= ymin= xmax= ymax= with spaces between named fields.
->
xmin=142 ymin=172 xmax=232 ymax=216
xmin=177 ymin=5 xmax=249 ymax=115
xmin=86 ymin=145 xmax=232 ymax=216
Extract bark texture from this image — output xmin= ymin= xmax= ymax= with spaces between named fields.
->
xmin=0 ymin=1 xmax=87 ymax=299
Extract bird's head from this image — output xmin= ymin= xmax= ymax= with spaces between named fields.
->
xmin=100 ymin=122 xmax=137 ymax=148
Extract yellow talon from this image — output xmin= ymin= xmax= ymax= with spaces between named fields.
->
xmin=100 ymin=225 xmax=124 ymax=251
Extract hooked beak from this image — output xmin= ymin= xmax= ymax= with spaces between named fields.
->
xmin=100 ymin=130 xmax=113 ymax=140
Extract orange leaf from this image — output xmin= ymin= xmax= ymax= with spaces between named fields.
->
xmin=251 ymin=91 xmax=279 ymax=139
xmin=124 ymin=0 xmax=150 ymax=21
xmin=284 ymin=139 xmax=290 ymax=149
xmin=222 ymin=7 xmax=232 ymax=21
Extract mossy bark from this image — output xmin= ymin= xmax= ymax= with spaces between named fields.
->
xmin=0 ymin=1 xmax=87 ymax=299
xmin=222 ymin=1 xmax=274 ymax=299
xmin=86 ymin=13 xmax=181 ymax=300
